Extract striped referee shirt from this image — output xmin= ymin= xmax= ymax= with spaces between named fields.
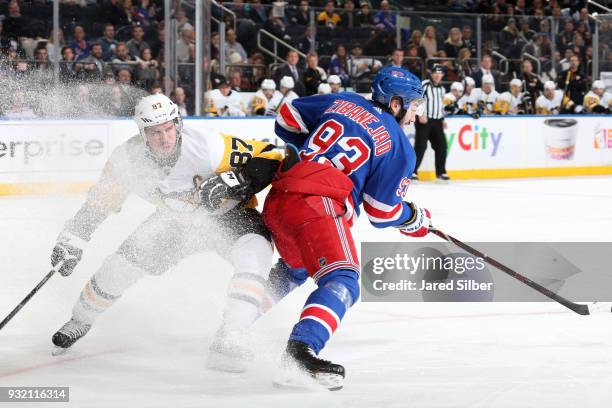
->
xmin=422 ymin=79 xmax=446 ymax=119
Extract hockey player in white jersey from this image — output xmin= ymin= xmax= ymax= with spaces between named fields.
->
xmin=583 ymin=80 xmax=611 ymax=113
xmin=536 ymin=81 xmax=564 ymax=114
xmin=50 ymin=94 xmax=281 ymax=372
xmin=266 ymin=76 xmax=299 ymax=115
xmin=443 ymin=81 xmax=464 ymax=115
xmin=205 ymin=76 xmax=246 ymax=117
xmin=495 ymin=78 xmax=524 ymax=115
xmin=457 ymin=76 xmax=475 ymax=115
xmin=249 ymin=79 xmax=279 ymax=115
xmin=469 ymin=74 xmax=499 ymax=115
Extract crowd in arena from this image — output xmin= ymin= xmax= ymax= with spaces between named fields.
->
xmin=0 ymin=0 xmax=610 ymax=119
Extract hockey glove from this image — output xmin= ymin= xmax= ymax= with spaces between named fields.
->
xmin=397 ymin=202 xmax=431 ymax=238
xmin=51 ymin=230 xmax=85 ymax=277
xmin=195 ymin=169 xmax=253 ymax=214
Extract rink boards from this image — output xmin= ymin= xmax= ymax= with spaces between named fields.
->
xmin=0 ymin=115 xmax=611 ymax=195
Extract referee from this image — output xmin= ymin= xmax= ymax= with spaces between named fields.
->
xmin=413 ymin=64 xmax=449 ymax=182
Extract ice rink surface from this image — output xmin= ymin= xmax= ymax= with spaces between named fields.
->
xmin=1 ymin=176 xmax=612 ymax=408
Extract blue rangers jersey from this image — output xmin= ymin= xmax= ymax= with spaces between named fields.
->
xmin=275 ymin=92 xmax=416 ymax=228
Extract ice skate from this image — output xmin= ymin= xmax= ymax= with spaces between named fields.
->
xmin=273 ymin=340 xmax=345 ymax=391
xmin=206 ymin=329 xmax=254 ymax=373
xmin=51 ymin=318 xmax=91 ymax=356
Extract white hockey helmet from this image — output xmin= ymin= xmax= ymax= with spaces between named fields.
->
xmin=318 ymin=83 xmax=332 ymax=94
xmin=464 ymin=76 xmax=475 ymax=87
xmin=592 ymin=80 xmax=605 ymax=90
xmin=482 ymin=74 xmax=495 ymax=85
xmin=328 ymin=75 xmax=341 ymax=85
xmin=261 ymin=79 xmax=276 ymax=90
xmin=544 ymin=80 xmax=556 ymax=90
xmin=510 ymin=78 xmax=522 ymax=88
xmin=134 ymin=93 xmax=183 ymax=140
xmin=450 ymin=81 xmax=464 ymax=93
xmin=280 ymin=76 xmax=295 ymax=89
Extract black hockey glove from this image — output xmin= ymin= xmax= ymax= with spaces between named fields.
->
xmin=51 ymin=231 xmax=85 ymax=277
xmin=195 ymin=169 xmax=253 ymax=214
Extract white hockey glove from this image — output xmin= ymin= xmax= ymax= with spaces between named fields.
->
xmin=397 ymin=202 xmax=431 ymax=238
xmin=194 ymin=170 xmax=253 ymax=215
xmin=51 ymin=230 xmax=86 ymax=277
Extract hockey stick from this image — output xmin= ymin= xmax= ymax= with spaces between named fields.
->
xmin=0 ymin=268 xmax=57 ymax=331
xmin=429 ymin=228 xmax=590 ymax=316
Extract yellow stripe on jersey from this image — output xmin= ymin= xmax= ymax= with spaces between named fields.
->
xmin=215 ymin=133 xmax=282 ymax=174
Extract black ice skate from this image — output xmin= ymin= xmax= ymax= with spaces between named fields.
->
xmin=51 ymin=318 xmax=91 ymax=356
xmin=275 ymin=340 xmax=345 ymax=391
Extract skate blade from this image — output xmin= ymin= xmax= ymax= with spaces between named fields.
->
xmin=206 ymin=349 xmax=248 ymax=373
xmin=51 ymin=346 xmax=69 ymax=357
xmin=435 ymin=179 xmax=450 ymax=184
xmin=273 ymin=367 xmax=343 ymax=391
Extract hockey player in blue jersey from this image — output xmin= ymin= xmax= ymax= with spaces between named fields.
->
xmin=261 ymin=66 xmax=432 ymax=390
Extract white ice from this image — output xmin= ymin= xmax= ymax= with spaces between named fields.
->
xmin=1 ymin=176 xmax=612 ymax=408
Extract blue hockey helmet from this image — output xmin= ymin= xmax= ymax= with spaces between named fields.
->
xmin=372 ymin=66 xmax=424 ymax=110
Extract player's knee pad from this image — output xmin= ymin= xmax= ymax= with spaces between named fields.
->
xmin=94 ymin=253 xmax=147 ymax=297
xmin=230 ymin=233 xmax=273 ymax=278
xmin=317 ymin=269 xmax=360 ymax=309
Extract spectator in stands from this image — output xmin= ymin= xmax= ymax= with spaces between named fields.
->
xmin=206 ymin=75 xmax=246 ymax=117
xmin=304 ymin=52 xmax=327 ymax=96
xmin=127 ymin=25 xmax=149 ymax=59
xmin=420 ymin=26 xmax=438 ymax=59
xmin=515 ymin=0 xmax=529 ymax=15
xmin=266 ymin=76 xmax=299 ymax=115
xmin=249 ymin=78 xmax=277 ymax=115
xmin=456 ymin=47 xmax=473 ymax=78
xmin=339 ymin=0 xmax=359 ymax=29
xmin=328 ymin=75 xmax=342 ymax=93
xmin=389 ymin=48 xmax=404 ymax=68
xmin=522 ymin=33 xmax=543 ymax=59
xmin=225 ymin=28 xmax=247 ymax=63
xmin=356 ymin=1 xmax=374 ymax=27
xmin=229 ymin=68 xmax=250 ymax=92
xmin=462 ymin=25 xmax=477 ymax=56
xmin=120 ymin=0 xmax=136 ymax=25
xmin=264 ymin=14 xmax=291 ymax=42
xmin=406 ymin=30 xmax=422 ymax=49
xmin=575 ymin=8 xmax=593 ymax=34
xmin=34 ymin=46 xmax=50 ymax=70
xmin=248 ymin=0 xmax=268 ymax=25
xmin=70 ymin=26 xmax=91 ymax=61
xmin=172 ymin=86 xmax=190 ymax=116
xmin=273 ymin=50 xmax=305 ymax=96
xmin=249 ymin=52 xmax=267 ymax=89
xmin=519 ymin=59 xmax=543 ymax=100
xmin=176 ymin=24 xmax=194 ymax=63
xmin=135 ymin=47 xmax=159 ymax=90
xmin=132 ymin=0 xmax=156 ymax=27
xmin=373 ymin=0 xmax=396 ymax=31
xmin=583 ymin=80 xmax=611 ymax=113
xmin=44 ymin=28 xmax=64 ymax=64
xmin=559 ymin=48 xmax=574 ymax=72
xmin=519 ymin=18 xmax=536 ymax=42
xmin=568 ymin=32 xmax=586 ymax=60
xmin=404 ymin=45 xmax=422 ymax=77
xmin=472 ymin=55 xmax=500 ymax=88
xmin=349 ymin=44 xmax=382 ymax=79
xmin=297 ymin=25 xmax=317 ymax=56
xmin=575 ymin=21 xmax=592 ymax=45
xmin=98 ymin=23 xmax=117 ymax=60
xmin=210 ymin=31 xmax=220 ymax=62
xmin=2 ymin=1 xmax=26 ymax=41
xmin=437 ymin=50 xmax=459 ymax=82
xmin=364 ymin=26 xmax=396 ymax=58
xmin=557 ymin=19 xmax=574 ymax=51
xmin=75 ymin=42 xmax=105 ymax=81
xmin=117 ymin=68 xmax=132 ymax=86
xmin=443 ymin=27 xmax=465 ymax=59
xmin=150 ymin=24 xmax=165 ymax=62
xmin=499 ymin=18 xmax=522 ymax=59
xmin=59 ymin=46 xmax=78 ymax=82
xmin=328 ymin=44 xmax=350 ymax=87
xmin=290 ymin=0 xmax=311 ymax=26
xmin=557 ymin=54 xmax=588 ymax=109
xmin=317 ymin=1 xmax=342 ymax=29
xmin=111 ymin=42 xmax=136 ymax=74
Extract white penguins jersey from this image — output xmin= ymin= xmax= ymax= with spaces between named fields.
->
xmin=205 ymin=89 xmax=246 ymax=117
xmin=456 ymin=93 xmax=472 ymax=113
xmin=266 ymin=91 xmax=299 ymax=115
xmin=536 ymin=90 xmax=564 ymax=114
xmin=468 ymin=88 xmax=499 ymax=114
xmin=65 ymin=127 xmax=281 ymax=238
xmin=495 ymin=91 xmax=523 ymax=114
xmin=583 ymin=91 xmax=612 ymax=112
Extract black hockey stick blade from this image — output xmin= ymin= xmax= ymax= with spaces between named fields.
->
xmin=429 ymin=228 xmax=590 ymax=316
xmin=0 ymin=268 xmax=57 ymax=331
